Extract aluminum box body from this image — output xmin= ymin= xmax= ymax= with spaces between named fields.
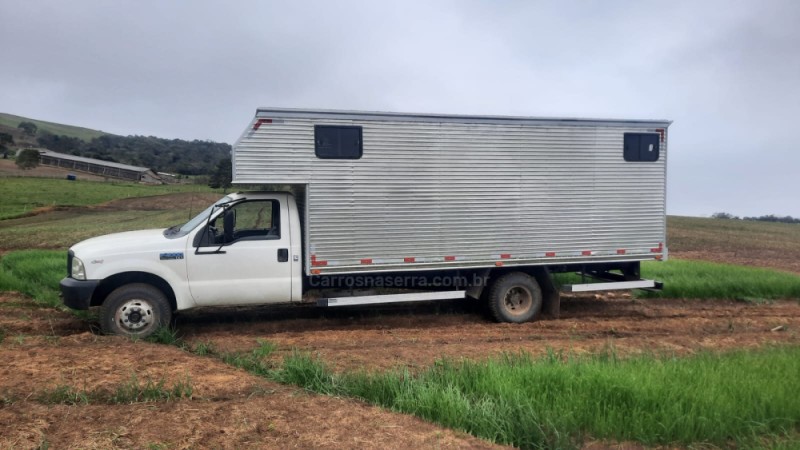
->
xmin=233 ymin=108 xmax=670 ymax=275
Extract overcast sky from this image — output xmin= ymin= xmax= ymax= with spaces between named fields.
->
xmin=1 ymin=0 xmax=798 ymax=217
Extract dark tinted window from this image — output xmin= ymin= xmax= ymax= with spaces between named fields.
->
xmin=623 ymin=133 xmax=660 ymax=162
xmin=315 ymin=125 xmax=362 ymax=159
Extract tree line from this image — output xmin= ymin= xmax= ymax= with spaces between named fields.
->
xmin=34 ymin=131 xmax=231 ymax=176
xmin=711 ymin=212 xmax=800 ymax=224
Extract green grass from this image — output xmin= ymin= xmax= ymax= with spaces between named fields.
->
xmin=0 ymin=209 xmax=198 ymax=250
xmin=641 ymin=259 xmax=800 ymax=300
xmin=269 ymin=348 xmax=800 ymax=449
xmin=553 ymin=259 xmax=800 ymax=301
xmin=36 ymin=374 xmax=193 ymax=405
xmin=221 ymin=340 xmax=278 ymax=375
xmin=0 ymin=250 xmax=65 ymax=308
xmin=0 ymin=177 xmax=214 ymax=220
xmin=0 ymin=112 xmax=108 ymax=142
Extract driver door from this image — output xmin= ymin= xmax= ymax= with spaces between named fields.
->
xmin=185 ymin=197 xmax=292 ymax=306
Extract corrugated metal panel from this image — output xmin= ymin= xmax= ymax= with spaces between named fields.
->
xmin=233 ymin=109 xmax=668 ymax=275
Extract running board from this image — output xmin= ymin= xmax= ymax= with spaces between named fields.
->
xmin=319 ymin=290 xmax=466 ymax=307
xmin=562 ymin=279 xmax=657 ymax=293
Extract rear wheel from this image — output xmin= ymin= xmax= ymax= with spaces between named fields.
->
xmin=487 ymin=272 xmax=542 ymax=323
xmin=100 ymin=283 xmax=172 ymax=338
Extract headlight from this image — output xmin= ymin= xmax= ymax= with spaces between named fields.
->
xmin=71 ymin=257 xmax=86 ymax=280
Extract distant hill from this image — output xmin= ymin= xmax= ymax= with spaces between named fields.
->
xmin=1 ymin=112 xmax=230 ymax=176
xmin=0 ymin=112 xmax=108 ymax=142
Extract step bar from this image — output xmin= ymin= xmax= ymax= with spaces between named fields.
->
xmin=319 ymin=290 xmax=466 ymax=307
xmin=561 ymin=279 xmax=661 ymax=293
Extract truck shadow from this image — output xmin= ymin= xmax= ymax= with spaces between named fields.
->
xmin=174 ymin=299 xmax=489 ymax=334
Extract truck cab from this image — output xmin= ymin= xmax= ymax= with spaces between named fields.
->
xmin=60 ymin=192 xmax=303 ymax=337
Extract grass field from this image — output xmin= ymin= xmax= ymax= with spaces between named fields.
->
xmin=641 ymin=259 xmax=800 ymax=300
xmin=0 ymin=250 xmax=64 ymax=309
xmin=0 ymin=209 xmax=204 ymax=250
xmin=0 ymin=112 xmax=108 ymax=142
xmin=0 ymin=177 xmax=215 ymax=220
xmin=668 ymin=215 xmax=800 ymax=274
xmin=552 ymin=259 xmax=800 ymax=301
xmin=264 ymin=348 xmax=800 ymax=449
xmin=2 ymin=179 xmax=800 ymax=448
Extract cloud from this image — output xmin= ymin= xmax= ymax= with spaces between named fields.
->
xmin=0 ymin=0 xmax=798 ymax=216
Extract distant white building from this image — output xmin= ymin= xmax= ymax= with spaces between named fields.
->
xmin=38 ymin=150 xmax=163 ymax=183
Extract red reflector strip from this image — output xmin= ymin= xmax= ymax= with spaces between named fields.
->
xmin=617 ymin=249 xmax=626 ymax=255
xmin=252 ymin=118 xmax=272 ymax=130
xmin=310 ymin=255 xmax=317 ymax=262
xmin=360 ymin=258 xmax=372 ymax=264
xmin=650 ymin=242 xmax=664 ymax=253
xmin=444 ymin=256 xmax=456 ymax=261
xmin=656 ymin=128 xmax=665 ymax=142
xmin=545 ymin=252 xmax=556 ymax=257
xmin=311 ymin=260 xmax=327 ymax=267
xmin=500 ymin=253 xmax=511 ymax=259
xmin=404 ymin=257 xmax=416 ymax=263
xmin=582 ymin=250 xmax=592 ymax=256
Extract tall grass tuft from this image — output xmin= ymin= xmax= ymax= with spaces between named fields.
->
xmin=0 ymin=250 xmax=65 ymax=308
xmin=110 ymin=374 xmax=193 ymax=404
xmin=145 ymin=326 xmax=185 ymax=348
xmin=221 ymin=340 xmax=278 ymax=376
xmin=35 ymin=375 xmax=193 ymax=405
xmin=271 ymin=347 xmax=800 ymax=449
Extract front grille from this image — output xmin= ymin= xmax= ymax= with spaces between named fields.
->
xmin=67 ymin=250 xmax=74 ymax=277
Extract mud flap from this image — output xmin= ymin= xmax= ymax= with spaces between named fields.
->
xmin=531 ymin=267 xmax=560 ymax=319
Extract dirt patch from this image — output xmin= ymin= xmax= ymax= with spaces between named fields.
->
xmin=671 ymin=250 xmax=800 ymax=275
xmin=178 ymin=295 xmax=800 ymax=373
xmin=1 ymin=192 xmax=220 ymax=223
xmin=0 ymin=294 xmax=501 ymax=449
xmin=668 ymin=216 xmax=800 ymax=274
xmin=93 ymin=192 xmax=220 ymax=212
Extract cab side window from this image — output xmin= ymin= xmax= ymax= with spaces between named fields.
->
xmin=198 ymin=200 xmax=280 ymax=247
xmin=226 ymin=200 xmax=281 ymax=242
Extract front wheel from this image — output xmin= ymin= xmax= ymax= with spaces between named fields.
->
xmin=100 ymin=283 xmax=172 ymax=338
xmin=487 ymin=272 xmax=542 ymax=323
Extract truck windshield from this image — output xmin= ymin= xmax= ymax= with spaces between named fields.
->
xmin=163 ymin=195 xmax=234 ymax=238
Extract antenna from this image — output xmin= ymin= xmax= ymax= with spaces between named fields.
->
xmin=187 ymin=187 xmax=196 ymax=221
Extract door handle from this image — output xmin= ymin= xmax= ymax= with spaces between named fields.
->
xmin=277 ymin=248 xmax=289 ymax=262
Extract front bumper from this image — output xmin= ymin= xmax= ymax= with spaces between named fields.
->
xmin=60 ymin=277 xmax=100 ymax=310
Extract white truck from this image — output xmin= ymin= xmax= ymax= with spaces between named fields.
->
xmin=61 ymin=108 xmax=669 ymax=338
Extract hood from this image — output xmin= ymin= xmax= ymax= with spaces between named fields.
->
xmin=70 ymin=229 xmax=178 ymax=258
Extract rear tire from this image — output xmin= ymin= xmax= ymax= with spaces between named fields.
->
xmin=487 ymin=272 xmax=542 ymax=323
xmin=100 ymin=283 xmax=172 ymax=339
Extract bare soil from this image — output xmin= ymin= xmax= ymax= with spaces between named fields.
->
xmin=668 ymin=216 xmax=800 ymax=274
xmin=3 ymin=292 xmax=797 ymax=448
xmin=177 ymin=294 xmax=800 ymax=373
xmin=0 ymin=294 xmax=500 ymax=450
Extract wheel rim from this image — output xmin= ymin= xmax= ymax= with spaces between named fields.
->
xmin=503 ymin=286 xmax=533 ymax=316
xmin=114 ymin=299 xmax=155 ymax=333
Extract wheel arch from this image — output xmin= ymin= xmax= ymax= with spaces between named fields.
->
xmin=91 ymin=272 xmax=177 ymax=312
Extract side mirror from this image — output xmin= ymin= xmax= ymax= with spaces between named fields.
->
xmin=223 ymin=209 xmax=236 ymax=243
